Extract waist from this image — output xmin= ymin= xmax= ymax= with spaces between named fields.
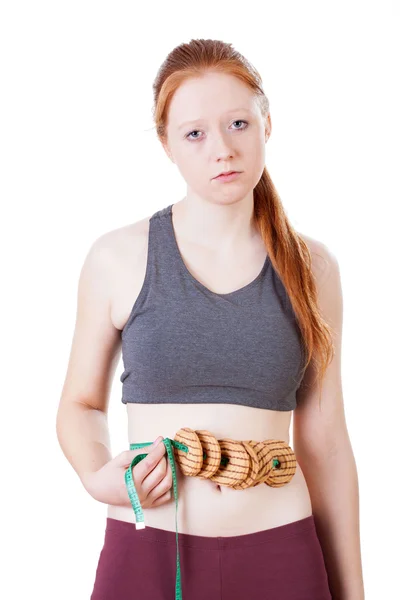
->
xmin=109 ymin=464 xmax=312 ymax=536
xmin=123 ymin=428 xmax=310 ymax=532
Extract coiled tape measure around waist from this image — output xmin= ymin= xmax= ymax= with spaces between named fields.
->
xmin=125 ymin=427 xmax=297 ymax=600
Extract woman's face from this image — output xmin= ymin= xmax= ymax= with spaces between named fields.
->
xmin=163 ymin=72 xmax=271 ymax=204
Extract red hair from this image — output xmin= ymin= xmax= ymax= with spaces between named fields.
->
xmin=151 ymin=38 xmax=334 ymax=409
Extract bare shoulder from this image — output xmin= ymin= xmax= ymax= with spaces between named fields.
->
xmin=82 ymin=214 xmax=152 ymax=297
xmin=297 ymin=231 xmax=343 ymax=363
xmin=298 ymin=231 xmax=339 ymax=289
xmin=85 ymin=214 xmax=153 ymax=332
xmin=91 ymin=214 xmax=151 ymax=262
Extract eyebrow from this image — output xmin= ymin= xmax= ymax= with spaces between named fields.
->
xmin=177 ymin=108 xmax=253 ymax=130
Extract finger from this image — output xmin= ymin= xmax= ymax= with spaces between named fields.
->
xmin=140 ymin=456 xmax=168 ymax=493
xmin=150 ymin=489 xmax=173 ymax=507
xmin=147 ymin=475 xmax=173 ymax=504
xmin=133 ymin=441 xmax=166 ymax=482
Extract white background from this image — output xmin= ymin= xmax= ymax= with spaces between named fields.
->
xmin=1 ymin=1 xmax=399 ymax=598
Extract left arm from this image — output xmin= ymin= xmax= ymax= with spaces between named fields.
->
xmin=293 ymin=241 xmax=365 ymax=600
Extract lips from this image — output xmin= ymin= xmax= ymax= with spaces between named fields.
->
xmin=215 ymin=171 xmax=238 ymax=178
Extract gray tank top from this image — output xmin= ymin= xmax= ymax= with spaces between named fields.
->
xmin=120 ymin=204 xmax=305 ymax=411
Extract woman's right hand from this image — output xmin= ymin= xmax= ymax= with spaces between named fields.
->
xmin=82 ymin=436 xmax=173 ymax=509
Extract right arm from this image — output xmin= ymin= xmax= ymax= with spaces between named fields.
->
xmin=55 ymin=231 xmax=173 ymax=508
xmin=56 ymin=234 xmax=121 ymax=492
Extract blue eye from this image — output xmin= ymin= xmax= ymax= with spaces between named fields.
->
xmin=186 ymin=120 xmax=249 ymax=141
xmin=232 ymin=120 xmax=248 ymax=129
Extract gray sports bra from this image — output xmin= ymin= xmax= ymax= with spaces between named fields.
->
xmin=119 ymin=204 xmax=306 ymax=411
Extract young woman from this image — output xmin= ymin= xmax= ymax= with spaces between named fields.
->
xmin=56 ymin=38 xmax=364 ymax=600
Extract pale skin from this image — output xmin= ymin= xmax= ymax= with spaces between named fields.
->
xmin=58 ymin=73 xmax=364 ymax=597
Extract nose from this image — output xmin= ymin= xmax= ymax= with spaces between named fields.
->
xmin=212 ymin=136 xmax=235 ymax=161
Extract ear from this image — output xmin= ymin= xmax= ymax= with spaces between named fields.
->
xmin=265 ymin=112 xmax=272 ymax=142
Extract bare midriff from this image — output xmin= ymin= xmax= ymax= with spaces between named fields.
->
xmin=107 ymin=402 xmax=313 ymax=536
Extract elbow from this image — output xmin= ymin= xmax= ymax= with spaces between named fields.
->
xmin=294 ymin=423 xmax=352 ymax=465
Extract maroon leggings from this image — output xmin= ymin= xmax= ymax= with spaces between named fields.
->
xmin=90 ymin=515 xmax=332 ymax=599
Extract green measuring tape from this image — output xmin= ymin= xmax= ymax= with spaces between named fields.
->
xmin=125 ymin=438 xmax=185 ymax=600
xmin=125 ymin=437 xmax=280 ymax=600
